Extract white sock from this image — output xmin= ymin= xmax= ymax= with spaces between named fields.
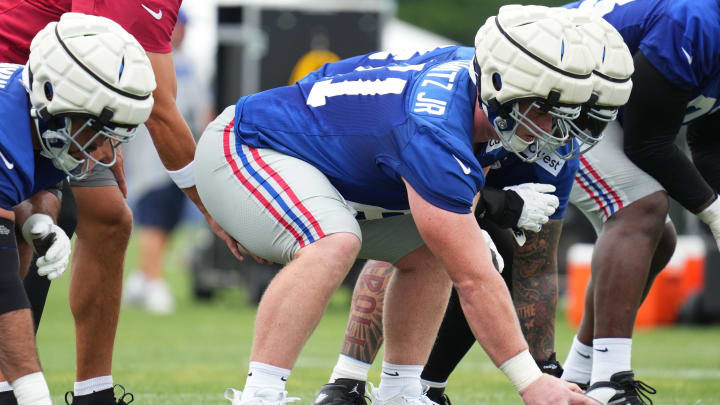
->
xmin=10 ymin=372 xmax=51 ymax=405
xmin=329 ymin=354 xmax=371 ymax=383
xmin=376 ymin=362 xmax=423 ymax=401
xmin=591 ymin=338 xmax=632 ymax=384
xmin=420 ymin=379 xmax=447 ymax=389
xmin=561 ymin=335 xmax=593 ymax=384
xmin=74 ymin=375 xmax=113 ymax=396
xmin=0 ymin=381 xmax=12 ymax=392
xmin=241 ymin=362 xmax=290 ymax=401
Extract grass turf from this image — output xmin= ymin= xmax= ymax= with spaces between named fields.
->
xmin=35 ymin=227 xmax=720 ymax=404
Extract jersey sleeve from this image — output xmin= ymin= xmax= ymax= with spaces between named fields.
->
xmin=393 ymin=120 xmax=485 ymax=214
xmin=72 ymin=0 xmax=180 ymax=53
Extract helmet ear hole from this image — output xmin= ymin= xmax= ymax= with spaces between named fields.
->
xmin=43 ymin=82 xmax=54 ymax=101
xmin=492 ymin=72 xmax=502 ymax=91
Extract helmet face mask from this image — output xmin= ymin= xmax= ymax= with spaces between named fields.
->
xmin=488 ymin=99 xmax=577 ymax=162
xmin=25 ymin=12 xmax=155 ymax=179
xmin=34 ymin=113 xmax=138 ymax=179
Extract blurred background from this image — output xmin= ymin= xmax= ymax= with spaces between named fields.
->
xmin=45 ymin=0 xmax=717 ymax=403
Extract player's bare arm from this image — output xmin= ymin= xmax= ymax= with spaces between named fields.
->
xmin=145 ymin=51 xmax=259 ymax=263
xmin=404 ymin=178 xmax=527 ymax=365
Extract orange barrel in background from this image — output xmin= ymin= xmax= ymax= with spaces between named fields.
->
xmin=566 ymin=243 xmax=593 ymax=327
xmin=677 ymin=235 xmax=706 ymax=305
xmin=565 ymin=238 xmax=706 ymax=328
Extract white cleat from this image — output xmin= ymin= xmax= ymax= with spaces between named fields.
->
xmin=122 ymin=271 xmax=147 ymax=307
xmin=144 ymin=278 xmax=175 ymax=314
xmin=225 ymin=388 xmax=300 ymax=405
xmin=368 ymin=383 xmax=439 ymax=405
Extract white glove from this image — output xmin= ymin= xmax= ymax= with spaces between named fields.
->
xmin=698 ymin=197 xmax=720 ymax=251
xmin=503 ymin=183 xmax=560 ymax=232
xmin=21 ymin=214 xmax=71 ymax=280
xmin=481 ymin=229 xmax=505 ymax=273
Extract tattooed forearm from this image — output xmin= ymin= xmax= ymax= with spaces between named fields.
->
xmin=341 ymin=260 xmax=395 ymax=363
xmin=512 ymin=219 xmax=563 ymax=361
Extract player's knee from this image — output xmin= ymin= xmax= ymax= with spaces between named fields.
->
xmin=79 ymin=198 xmax=133 ymax=243
xmin=300 ymin=232 xmax=361 ymax=271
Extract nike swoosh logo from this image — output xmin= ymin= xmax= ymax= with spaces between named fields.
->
xmin=576 ymin=350 xmax=591 ymax=359
xmin=681 ymin=47 xmax=692 ymax=65
xmin=280 ymin=376 xmax=287 ymax=381
xmin=594 ymin=347 xmax=609 ymax=353
xmin=0 ymin=150 xmax=14 ymax=170
xmin=452 ymin=154 xmax=471 ymax=175
xmin=141 ymin=4 xmax=163 ymax=20
xmin=383 ymin=371 xmax=400 ymax=376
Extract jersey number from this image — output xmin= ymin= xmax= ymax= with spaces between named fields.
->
xmin=306 ymin=78 xmax=407 ymax=107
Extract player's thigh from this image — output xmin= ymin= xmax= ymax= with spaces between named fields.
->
xmin=570 ymin=120 xmax=664 ymax=234
xmin=71 ymin=167 xmax=131 ymax=235
xmin=195 ymin=106 xmax=360 ymax=264
xmin=358 ymin=214 xmax=426 ymax=265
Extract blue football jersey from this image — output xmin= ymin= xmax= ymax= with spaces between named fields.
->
xmin=0 ymin=63 xmax=65 ymax=210
xmin=233 ymin=46 xmax=486 ymax=213
xmin=565 ymin=0 xmax=720 ymax=124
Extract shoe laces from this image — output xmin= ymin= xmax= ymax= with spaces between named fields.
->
xmin=114 ymin=385 xmax=134 ymax=405
xmin=618 ymin=379 xmax=656 ymax=405
xmin=225 ymin=388 xmax=300 ymax=404
xmin=64 ymin=384 xmax=133 ymax=405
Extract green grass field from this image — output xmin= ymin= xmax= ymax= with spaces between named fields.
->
xmin=35 ymin=227 xmax=720 ymax=404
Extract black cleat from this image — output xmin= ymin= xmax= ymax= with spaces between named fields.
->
xmin=425 ymin=387 xmax=451 ymax=405
xmin=65 ymin=385 xmax=134 ymax=405
xmin=537 ymin=352 xmax=564 ymax=379
xmin=313 ymin=378 xmax=367 ymax=405
xmin=586 ymin=371 xmax=656 ymax=405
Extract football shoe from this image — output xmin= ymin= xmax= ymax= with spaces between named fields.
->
xmin=313 ymin=378 xmax=367 ymax=405
xmin=585 ymin=371 xmax=656 ymax=405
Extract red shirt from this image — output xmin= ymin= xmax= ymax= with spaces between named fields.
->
xmin=0 ymin=0 xmax=180 ymax=63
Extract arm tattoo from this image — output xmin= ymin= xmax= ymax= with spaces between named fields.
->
xmin=512 ymin=219 xmax=563 ymax=361
xmin=341 ymin=260 xmax=395 ymax=363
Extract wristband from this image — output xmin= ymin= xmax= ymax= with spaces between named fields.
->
xmin=499 ymin=350 xmax=543 ymax=392
xmin=697 ymin=196 xmax=720 ymax=225
xmin=167 ymin=160 xmax=195 ymax=188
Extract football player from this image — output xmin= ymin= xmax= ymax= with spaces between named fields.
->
xmin=312 ymin=7 xmax=635 ymax=405
xmin=561 ymin=0 xmax=720 ymax=403
xmin=0 ymin=13 xmax=154 ymax=405
xmin=0 ymin=1 xmax=246 ymax=403
xmin=195 ymin=5 xmax=598 ymax=405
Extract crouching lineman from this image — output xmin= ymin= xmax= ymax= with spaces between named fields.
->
xmin=0 ymin=13 xmax=155 ymax=405
xmin=313 ymin=6 xmax=635 ymax=405
xmin=195 ymin=5 xmax=599 ymax=405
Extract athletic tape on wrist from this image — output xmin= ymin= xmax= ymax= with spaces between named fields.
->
xmin=167 ymin=160 xmax=195 ymax=188
xmin=499 ymin=350 xmax=543 ymax=392
xmin=697 ymin=196 xmax=720 ymax=225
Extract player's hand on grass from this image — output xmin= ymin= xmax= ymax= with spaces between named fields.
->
xmin=520 ymin=374 xmax=599 ymax=405
xmin=504 ymin=183 xmax=559 ymax=232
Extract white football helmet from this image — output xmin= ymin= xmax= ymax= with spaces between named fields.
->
xmin=23 ymin=12 xmax=156 ymax=179
xmin=473 ymin=5 xmax=595 ymax=162
xmin=556 ymin=9 xmax=634 ymax=159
